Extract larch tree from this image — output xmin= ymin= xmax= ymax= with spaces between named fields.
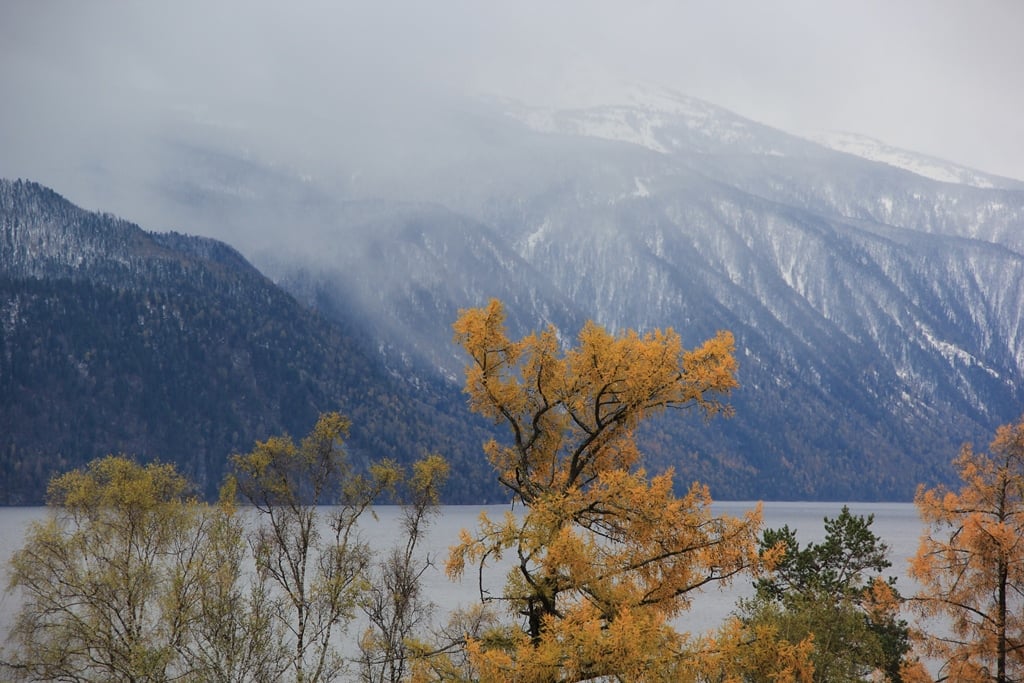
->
xmin=909 ymin=414 xmax=1024 ymax=683
xmin=443 ymin=298 xmax=770 ymax=681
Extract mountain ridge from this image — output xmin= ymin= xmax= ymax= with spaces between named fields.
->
xmin=248 ymin=92 xmax=1023 ymax=500
xmin=4 ymin=89 xmax=1023 ymax=502
xmin=0 ymin=178 xmax=502 ymax=504
xmin=806 ymin=131 xmax=1024 ymax=191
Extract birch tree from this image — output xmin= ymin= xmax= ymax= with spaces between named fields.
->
xmin=3 ymin=456 xmax=279 ymax=682
xmin=231 ymin=412 xmax=400 ymax=683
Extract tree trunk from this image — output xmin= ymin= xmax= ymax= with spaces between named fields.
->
xmin=997 ymin=559 xmax=1007 ymax=683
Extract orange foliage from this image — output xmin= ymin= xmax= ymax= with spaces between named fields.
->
xmin=909 ymin=415 xmax=1024 ymax=683
xmin=446 ymin=299 xmax=767 ymax=680
xmin=693 ymin=616 xmax=816 ymax=683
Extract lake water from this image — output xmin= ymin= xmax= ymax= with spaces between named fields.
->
xmin=0 ymin=501 xmax=926 ymax=640
xmin=405 ymin=501 xmax=926 ymax=635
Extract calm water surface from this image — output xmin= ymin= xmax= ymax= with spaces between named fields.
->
xmin=413 ymin=501 xmax=925 ymax=634
xmin=0 ymin=502 xmax=925 ymax=638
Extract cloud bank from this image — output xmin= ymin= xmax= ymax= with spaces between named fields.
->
xmin=2 ymin=0 xmax=1022 ymax=219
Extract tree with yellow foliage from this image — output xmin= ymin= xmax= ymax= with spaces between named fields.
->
xmin=358 ymin=453 xmax=450 ymax=683
xmin=442 ymin=298 xmax=775 ymax=681
xmin=3 ymin=416 xmax=449 ymax=683
xmin=232 ymin=411 xmax=404 ymax=683
xmin=2 ymin=456 xmax=284 ymax=682
xmin=909 ymin=415 xmax=1024 ymax=683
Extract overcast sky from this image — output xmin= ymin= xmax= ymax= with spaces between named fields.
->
xmin=2 ymin=0 xmax=1023 ymax=188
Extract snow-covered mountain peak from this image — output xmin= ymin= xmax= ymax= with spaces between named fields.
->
xmin=807 ymin=131 xmax=1024 ymax=189
xmin=503 ymin=86 xmax=786 ymax=156
xmin=614 ymin=83 xmax=725 ymax=118
xmin=508 ymin=104 xmax=672 ymax=154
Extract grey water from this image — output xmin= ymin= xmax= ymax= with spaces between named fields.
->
xmin=0 ymin=502 xmax=925 ymax=640
xmin=406 ymin=501 xmax=925 ymax=635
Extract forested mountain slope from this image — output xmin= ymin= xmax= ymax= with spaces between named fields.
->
xmin=5 ymin=89 xmax=1024 ymax=502
xmin=238 ymin=92 xmax=1024 ymax=500
xmin=0 ymin=179 xmax=499 ymax=504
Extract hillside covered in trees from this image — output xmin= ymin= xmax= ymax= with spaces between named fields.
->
xmin=4 ymin=171 xmax=1022 ymax=504
xmin=0 ymin=179 xmax=499 ymax=504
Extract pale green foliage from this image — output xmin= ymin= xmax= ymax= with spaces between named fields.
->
xmin=358 ymin=454 xmax=449 ymax=683
xmin=182 ymin=478 xmax=289 ymax=682
xmin=3 ymin=455 xmax=279 ymax=682
xmin=4 ymin=413 xmax=448 ymax=683
xmin=231 ymin=411 xmax=441 ymax=683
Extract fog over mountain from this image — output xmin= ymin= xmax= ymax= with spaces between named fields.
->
xmin=2 ymin=2 xmax=1023 ymax=500
xmin=8 ymin=84 xmax=1023 ymax=500
xmin=182 ymin=88 xmax=1024 ymax=499
xmin=2 ymin=1 xmax=1024 ymax=207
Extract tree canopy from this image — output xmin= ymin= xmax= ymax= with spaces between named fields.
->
xmin=440 ymin=298 xmax=781 ymax=680
xmin=2 ymin=455 xmax=280 ymax=682
xmin=738 ymin=506 xmax=911 ymax=682
xmin=3 ymin=414 xmax=448 ymax=683
xmin=909 ymin=414 xmax=1024 ymax=683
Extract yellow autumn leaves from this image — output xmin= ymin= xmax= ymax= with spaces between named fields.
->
xmin=443 ymin=299 xmax=788 ymax=681
xmin=452 ymin=298 xmax=737 ymax=503
xmin=906 ymin=419 xmax=1024 ymax=682
xmin=7 ymin=295 xmax=1024 ymax=682
xmin=447 ymin=299 xmax=1024 ymax=682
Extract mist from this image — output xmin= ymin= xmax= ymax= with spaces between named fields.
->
xmin=2 ymin=0 xmax=1023 ymax=248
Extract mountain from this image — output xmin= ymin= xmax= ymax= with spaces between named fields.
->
xmin=237 ymin=89 xmax=1024 ymax=501
xmin=5 ymin=86 xmax=1024 ymax=502
xmin=805 ymin=131 xmax=1024 ymax=191
xmin=0 ymin=179 xmax=501 ymax=504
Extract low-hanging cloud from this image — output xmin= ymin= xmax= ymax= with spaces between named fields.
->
xmin=2 ymin=0 xmax=1022 ymax=226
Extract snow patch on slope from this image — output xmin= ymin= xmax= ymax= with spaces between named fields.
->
xmin=504 ymin=85 xmax=774 ymax=156
xmin=633 ymin=177 xmax=650 ymax=198
xmin=917 ymin=321 xmax=1000 ymax=378
xmin=808 ymin=131 xmax=1023 ymax=189
xmin=512 ymin=106 xmax=670 ymax=153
